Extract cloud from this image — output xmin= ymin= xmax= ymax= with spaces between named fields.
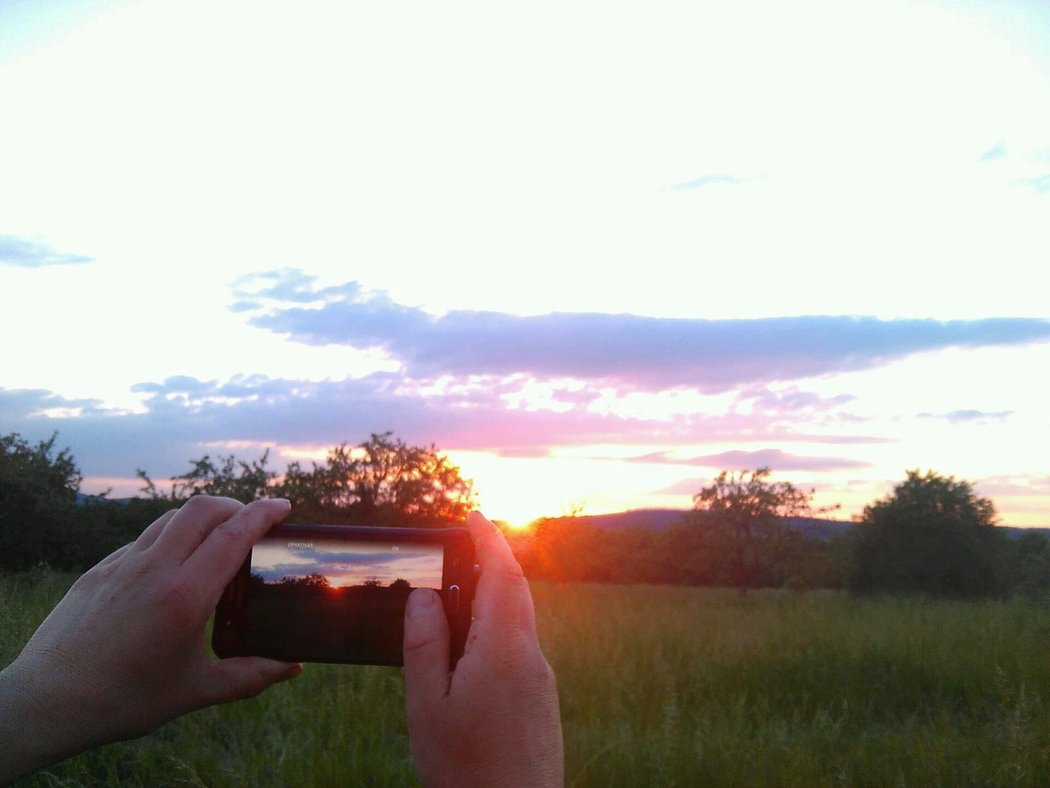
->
xmin=0 ymin=235 xmax=92 ymax=267
xmin=237 ymin=270 xmax=1050 ymax=392
xmin=979 ymin=142 xmax=1006 ymax=162
xmin=670 ymin=173 xmax=763 ymax=189
xmin=0 ymin=375 xmax=886 ymax=481
xmin=1015 ymin=174 xmax=1050 ymax=193
xmin=0 ymin=388 xmax=106 ymax=418
xmin=631 ymin=448 xmax=869 ymax=472
xmin=974 ymin=475 xmax=1050 ymax=497
xmin=918 ymin=409 xmax=1014 ymax=424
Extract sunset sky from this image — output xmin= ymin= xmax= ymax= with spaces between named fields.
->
xmin=1 ymin=0 xmax=1048 ymax=526
xmin=252 ymin=538 xmax=444 ymax=589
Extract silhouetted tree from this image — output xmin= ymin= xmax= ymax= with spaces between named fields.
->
xmin=278 ymin=432 xmax=475 ymax=526
xmin=846 ymin=469 xmax=1007 ymax=597
xmin=138 ymin=451 xmax=276 ymax=503
xmin=138 ymin=433 xmax=475 ymax=527
xmin=0 ymin=432 xmax=81 ymax=570
xmin=278 ymin=573 xmax=330 ymax=590
xmin=1009 ymin=530 xmax=1050 ymax=598
xmin=683 ymin=468 xmax=833 ymax=592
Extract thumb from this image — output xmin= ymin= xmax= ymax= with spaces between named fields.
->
xmin=203 ymin=657 xmax=303 ymax=705
xmin=403 ymin=588 xmax=450 ymax=724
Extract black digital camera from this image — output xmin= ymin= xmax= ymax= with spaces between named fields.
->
xmin=213 ymin=524 xmax=477 ymax=667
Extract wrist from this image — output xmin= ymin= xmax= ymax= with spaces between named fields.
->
xmin=0 ymin=659 xmax=62 ymax=784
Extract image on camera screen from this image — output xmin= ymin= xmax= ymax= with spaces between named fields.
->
xmin=241 ymin=536 xmax=445 ymax=663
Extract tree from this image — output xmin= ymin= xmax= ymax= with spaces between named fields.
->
xmin=137 ymin=433 xmax=475 ymax=527
xmin=0 ymin=433 xmax=82 ymax=570
xmin=282 ymin=432 xmax=475 ymax=527
xmin=683 ymin=468 xmax=832 ymax=592
xmin=846 ymin=469 xmax=1007 ymax=597
xmin=278 ymin=573 xmax=330 ymax=590
xmin=138 ymin=451 xmax=277 ymax=503
xmin=1009 ymin=530 xmax=1050 ymax=598
xmin=0 ymin=431 xmax=171 ymax=570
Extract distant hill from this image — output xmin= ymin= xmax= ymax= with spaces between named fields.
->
xmin=533 ymin=509 xmax=1049 ymax=541
xmin=76 ymin=492 xmax=132 ymax=506
xmin=545 ymin=509 xmax=686 ymax=532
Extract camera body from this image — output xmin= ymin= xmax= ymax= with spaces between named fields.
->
xmin=212 ymin=523 xmax=477 ymax=667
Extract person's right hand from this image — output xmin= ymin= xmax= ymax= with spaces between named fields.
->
xmin=403 ymin=511 xmax=564 ymax=787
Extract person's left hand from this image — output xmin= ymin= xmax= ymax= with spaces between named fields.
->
xmin=0 ymin=496 xmax=301 ymax=783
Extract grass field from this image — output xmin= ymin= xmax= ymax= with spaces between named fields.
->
xmin=4 ymin=571 xmax=1050 ymax=786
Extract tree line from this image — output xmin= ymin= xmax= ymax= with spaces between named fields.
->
xmin=0 ymin=432 xmax=473 ymax=572
xmin=2 ymin=431 xmax=1048 ymax=597
xmin=518 ymin=468 xmax=1050 ymax=598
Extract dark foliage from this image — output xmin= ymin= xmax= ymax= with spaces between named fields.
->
xmin=517 ymin=512 xmax=850 ymax=590
xmin=139 ymin=432 xmax=475 ymax=528
xmin=846 ymin=470 xmax=1008 ymax=597
xmin=1 ymin=432 xmax=1040 ymax=598
xmin=0 ymin=433 xmax=164 ymax=570
xmin=277 ymin=433 xmax=475 ymax=526
xmin=0 ymin=433 xmax=82 ymax=570
xmin=683 ymin=468 xmax=836 ymax=591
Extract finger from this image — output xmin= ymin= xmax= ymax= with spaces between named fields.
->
xmin=467 ymin=510 xmax=523 ymax=575
xmin=186 ymin=498 xmax=291 ymax=589
xmin=403 ymin=589 xmax=451 ymax=726
xmin=467 ymin=511 xmax=529 ymax=636
xmin=518 ymin=577 xmax=539 ymax=640
xmin=150 ymin=496 xmax=245 ymax=562
xmin=200 ymin=657 xmax=302 ymax=705
xmin=131 ymin=509 xmax=178 ymax=552
xmin=92 ymin=542 xmax=133 ymax=570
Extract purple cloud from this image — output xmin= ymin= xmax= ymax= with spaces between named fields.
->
xmin=631 ymin=448 xmax=870 ymax=472
xmin=237 ymin=270 xmax=1050 ymax=392
xmin=0 ymin=375 xmax=886 ymax=482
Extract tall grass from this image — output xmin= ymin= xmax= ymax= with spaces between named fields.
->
xmin=5 ymin=573 xmax=1050 ymax=786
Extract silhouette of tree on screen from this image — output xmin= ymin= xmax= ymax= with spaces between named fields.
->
xmin=277 ymin=573 xmax=330 ymax=590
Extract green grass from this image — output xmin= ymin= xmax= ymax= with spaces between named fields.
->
xmin=5 ymin=573 xmax=1050 ymax=786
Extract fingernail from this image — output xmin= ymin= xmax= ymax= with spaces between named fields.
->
xmin=280 ymin=662 xmax=303 ymax=682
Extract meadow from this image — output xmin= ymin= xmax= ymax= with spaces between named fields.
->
xmin=5 ymin=571 xmax=1050 ymax=787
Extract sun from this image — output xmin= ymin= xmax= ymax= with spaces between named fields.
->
xmin=494 ymin=518 xmax=532 ymax=532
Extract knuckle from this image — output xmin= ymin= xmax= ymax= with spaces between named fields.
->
xmin=156 ymin=577 xmax=199 ymax=621
xmin=183 ymin=494 xmax=240 ymax=517
xmin=240 ymin=668 xmax=272 ymax=699
xmin=211 ymin=520 xmax=245 ymax=548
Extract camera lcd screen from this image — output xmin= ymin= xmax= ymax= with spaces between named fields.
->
xmin=239 ymin=534 xmax=446 ymax=664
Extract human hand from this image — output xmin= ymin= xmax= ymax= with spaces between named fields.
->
xmin=403 ymin=511 xmax=564 ymax=788
xmin=0 ymin=496 xmax=301 ymax=783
